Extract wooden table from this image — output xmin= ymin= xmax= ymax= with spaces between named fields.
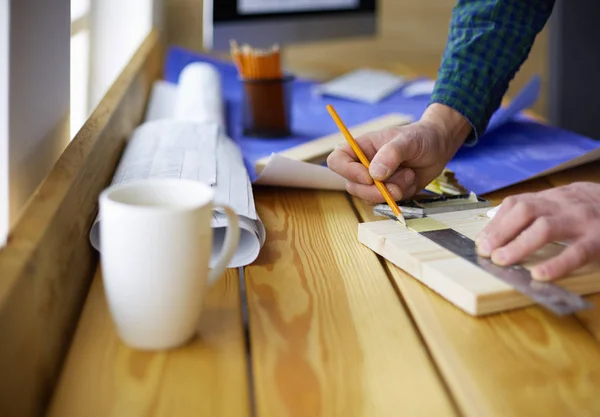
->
xmin=40 ymin=37 xmax=600 ymax=417
xmin=46 ymin=166 xmax=600 ymax=417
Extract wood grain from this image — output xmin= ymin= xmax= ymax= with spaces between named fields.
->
xmin=47 ymin=267 xmax=250 ymax=417
xmin=254 ymin=113 xmax=412 ymax=173
xmin=359 ymin=208 xmax=600 ymax=315
xmin=245 ymin=187 xmax=456 ymax=417
xmin=0 ymin=31 xmax=163 ymax=417
xmin=353 ymin=195 xmax=600 ymax=416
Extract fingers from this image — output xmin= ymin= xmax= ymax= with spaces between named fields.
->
xmin=346 ymin=181 xmax=401 ymax=204
xmin=345 ymin=168 xmax=417 ymax=204
xmin=531 ymin=237 xmax=600 ymax=281
xmin=476 ymin=198 xmax=549 ymax=257
xmin=327 ymin=147 xmax=373 ymax=185
xmin=479 ymin=194 xmax=528 ymax=233
xmin=369 ymin=130 xmax=421 ymax=181
xmin=490 ymin=216 xmax=573 ymax=266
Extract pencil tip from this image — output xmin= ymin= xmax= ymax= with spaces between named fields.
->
xmin=397 ymin=214 xmax=407 ymax=227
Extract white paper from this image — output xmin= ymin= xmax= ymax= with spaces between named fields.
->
xmin=401 ymin=79 xmax=436 ymax=98
xmin=486 ymin=205 xmax=500 ymax=219
xmin=174 ymin=62 xmax=225 ymax=129
xmin=255 ymin=154 xmax=345 ymax=190
xmin=314 ymin=68 xmax=405 ymax=104
xmin=144 ymin=80 xmax=177 ymax=122
xmin=146 ymin=79 xmax=350 ymax=191
xmin=212 ymin=129 xmax=266 ymax=266
xmin=91 ymin=63 xmax=266 ymax=268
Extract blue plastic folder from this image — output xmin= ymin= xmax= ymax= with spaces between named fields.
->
xmin=164 ymin=46 xmax=600 ymax=195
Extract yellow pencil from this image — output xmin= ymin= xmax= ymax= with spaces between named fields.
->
xmin=326 ymin=104 xmax=406 ymax=226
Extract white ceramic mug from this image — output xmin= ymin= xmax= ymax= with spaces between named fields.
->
xmin=98 ymin=178 xmax=240 ymax=350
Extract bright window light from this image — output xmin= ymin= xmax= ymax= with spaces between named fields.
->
xmin=71 ymin=0 xmax=90 ymax=21
xmin=70 ymin=29 xmax=89 ymax=138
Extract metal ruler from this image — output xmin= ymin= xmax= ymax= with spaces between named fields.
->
xmin=420 ymin=228 xmax=592 ymax=315
xmin=374 ymin=193 xmax=491 ymax=220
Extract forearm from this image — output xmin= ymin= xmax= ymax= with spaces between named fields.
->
xmin=429 ymin=0 xmax=555 ymax=144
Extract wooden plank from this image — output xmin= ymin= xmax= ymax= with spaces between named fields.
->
xmin=245 ymin=188 xmax=457 ymax=417
xmin=359 ymin=208 xmax=600 ymax=315
xmin=353 ymin=195 xmax=600 ymax=416
xmin=254 ymin=113 xmax=412 ymax=173
xmin=0 ymin=30 xmax=163 ymax=417
xmin=46 ymin=267 xmax=250 ymax=417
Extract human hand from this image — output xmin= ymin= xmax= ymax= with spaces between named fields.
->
xmin=476 ymin=182 xmax=600 ymax=281
xmin=327 ymin=103 xmax=472 ymax=204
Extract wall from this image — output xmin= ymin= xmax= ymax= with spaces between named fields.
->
xmin=4 ymin=0 xmax=70 ymax=244
xmin=166 ymin=0 xmax=549 ymax=117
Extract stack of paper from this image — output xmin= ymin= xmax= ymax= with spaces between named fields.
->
xmin=90 ymin=62 xmax=266 ymax=268
xmin=313 ymin=68 xmax=406 ymax=104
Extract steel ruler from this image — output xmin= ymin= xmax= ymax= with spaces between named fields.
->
xmin=419 ymin=227 xmax=592 ymax=315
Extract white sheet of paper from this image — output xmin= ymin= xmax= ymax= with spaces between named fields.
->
xmin=174 ymin=62 xmax=225 ymax=128
xmin=91 ymin=63 xmax=266 ymax=267
xmin=255 ymin=154 xmax=345 ymax=190
xmin=89 ymin=119 xmax=220 ymax=247
xmin=212 ymin=129 xmax=265 ymax=267
xmin=401 ymin=79 xmax=436 ymax=98
xmin=144 ymin=80 xmax=177 ymax=122
xmin=314 ymin=68 xmax=405 ymax=104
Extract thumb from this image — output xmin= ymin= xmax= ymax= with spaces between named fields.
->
xmin=369 ymin=133 xmax=419 ymax=181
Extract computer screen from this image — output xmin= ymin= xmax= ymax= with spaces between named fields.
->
xmin=203 ymin=0 xmax=377 ymax=51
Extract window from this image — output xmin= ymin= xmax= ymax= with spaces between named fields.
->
xmin=1 ymin=0 xmax=70 ymax=247
xmin=70 ymin=0 xmax=156 ymax=139
xmin=0 ymin=0 xmax=157 ymax=246
xmin=70 ymin=0 xmax=91 ymax=138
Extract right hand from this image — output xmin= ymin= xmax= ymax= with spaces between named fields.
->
xmin=327 ymin=103 xmax=472 ymax=204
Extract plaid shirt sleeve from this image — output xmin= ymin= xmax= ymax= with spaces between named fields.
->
xmin=430 ymin=0 xmax=555 ymax=144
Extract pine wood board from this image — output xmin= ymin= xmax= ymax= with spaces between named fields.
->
xmin=0 ymin=31 xmax=163 ymax=417
xmin=245 ymin=188 xmax=456 ymax=417
xmin=353 ymin=196 xmax=600 ymax=417
xmin=358 ymin=207 xmax=600 ymax=316
xmin=46 ymin=267 xmax=251 ymax=417
xmin=254 ymin=113 xmax=412 ymax=173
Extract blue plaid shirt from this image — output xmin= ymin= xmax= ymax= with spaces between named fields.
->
xmin=430 ymin=0 xmax=555 ymax=144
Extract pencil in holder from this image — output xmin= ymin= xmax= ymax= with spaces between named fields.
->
xmin=241 ymin=74 xmax=294 ymax=137
xmin=230 ymin=40 xmax=294 ymax=138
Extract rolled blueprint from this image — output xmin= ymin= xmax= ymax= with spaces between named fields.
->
xmin=173 ymin=62 xmax=225 ymax=128
xmin=90 ymin=62 xmax=266 ymax=268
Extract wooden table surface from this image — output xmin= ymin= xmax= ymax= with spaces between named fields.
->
xmin=46 ymin=64 xmax=600 ymax=417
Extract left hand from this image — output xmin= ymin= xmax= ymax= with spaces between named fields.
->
xmin=475 ymin=182 xmax=600 ymax=281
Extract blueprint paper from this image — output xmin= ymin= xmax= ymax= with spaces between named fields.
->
xmin=447 ymin=118 xmax=600 ymax=195
xmin=163 ymin=46 xmax=600 ymax=196
xmin=91 ymin=65 xmax=266 ymax=268
xmin=486 ymin=75 xmax=541 ymax=132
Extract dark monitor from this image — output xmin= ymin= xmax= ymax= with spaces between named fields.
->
xmin=203 ymin=0 xmax=377 ymax=51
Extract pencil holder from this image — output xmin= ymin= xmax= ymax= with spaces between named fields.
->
xmin=241 ymin=74 xmax=294 ymax=138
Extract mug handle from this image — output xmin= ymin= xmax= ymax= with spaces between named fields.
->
xmin=209 ymin=204 xmax=241 ymax=285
